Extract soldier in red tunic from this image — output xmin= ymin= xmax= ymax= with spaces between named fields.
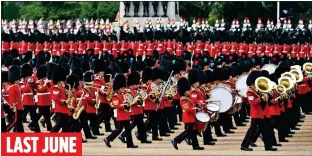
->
xmin=34 ymin=65 xmax=52 ymax=131
xmin=7 ymin=65 xmax=24 ymax=132
xmin=20 ymin=64 xmax=40 ymax=132
xmin=50 ymin=65 xmax=71 ymax=132
xmin=241 ymin=71 xmax=277 ymax=151
xmin=104 ymin=74 xmax=138 ymax=148
xmin=119 ymin=71 xmax=152 ymax=144
xmin=171 ymin=77 xmax=204 ymax=150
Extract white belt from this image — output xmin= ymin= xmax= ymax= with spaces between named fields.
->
xmin=23 ymin=93 xmax=33 ymax=96
xmin=37 ymin=92 xmax=50 ymax=96
xmin=94 ymin=48 xmax=99 ymax=49
xmin=147 ymin=49 xmax=153 ymax=50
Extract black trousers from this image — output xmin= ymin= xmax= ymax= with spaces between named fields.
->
xmin=233 ymin=112 xmax=242 ymax=125
xmin=50 ymin=113 xmax=70 ymax=132
xmin=3 ymin=105 xmax=14 ymax=123
xmin=157 ymin=109 xmax=169 ymax=135
xmin=75 ymin=111 xmax=92 ymax=138
xmin=173 ymin=99 xmax=182 ymax=122
xmin=165 ymin=107 xmax=176 ymax=129
xmin=250 ymin=117 xmax=277 ymax=145
xmin=272 ymin=115 xmax=285 ymax=141
xmin=106 ymin=120 xmax=134 ymax=147
xmin=144 ymin=110 xmax=159 ymax=139
xmin=2 ymin=118 xmax=7 ymax=132
xmin=241 ymin=118 xmax=272 ymax=148
xmin=212 ymin=121 xmax=224 ymax=135
xmin=174 ymin=123 xmax=199 ymax=149
xmin=87 ymin=113 xmax=100 ymax=134
xmin=36 ymin=106 xmax=52 ymax=131
xmin=23 ymin=105 xmax=38 ymax=126
xmin=219 ymin=113 xmax=233 ymax=131
xmin=122 ymin=114 xmax=147 ymax=141
xmin=203 ymin=123 xmax=214 ymax=143
xmin=7 ymin=110 xmax=24 ymax=132
xmin=96 ymin=103 xmax=112 ymax=131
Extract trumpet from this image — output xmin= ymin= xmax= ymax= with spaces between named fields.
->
xmin=73 ymin=92 xmax=85 ymax=120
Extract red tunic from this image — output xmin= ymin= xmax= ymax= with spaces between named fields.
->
xmin=94 ymin=41 xmax=102 ymax=55
xmin=1 ymin=41 xmax=9 ymax=54
xmin=8 ymin=84 xmax=23 ymax=110
xmin=102 ymin=41 xmax=111 ymax=53
xmin=52 ymin=84 xmax=70 ymax=114
xmin=144 ymin=82 xmax=157 ymax=111
xmin=194 ymin=41 xmax=203 ymax=54
xmin=185 ymin=42 xmax=194 ymax=53
xmin=146 ymin=42 xmax=155 ymax=56
xmin=77 ymin=42 xmax=86 ymax=55
xmin=94 ymin=78 xmax=108 ymax=104
xmin=43 ymin=42 xmax=52 ymax=52
xmin=111 ymin=93 xmax=131 ymax=121
xmin=156 ymin=42 xmax=165 ymax=54
xmin=19 ymin=80 xmax=34 ymax=106
xmin=175 ymin=42 xmax=184 ymax=56
xmin=246 ymin=89 xmax=264 ymax=119
xmin=52 ymin=42 xmax=60 ymax=56
xmin=35 ymin=80 xmax=51 ymax=106
xmin=60 ymin=42 xmax=68 ymax=54
xmin=128 ymin=88 xmax=143 ymax=116
xmin=166 ymin=41 xmax=175 ymax=55
xmin=180 ymin=96 xmax=196 ymax=123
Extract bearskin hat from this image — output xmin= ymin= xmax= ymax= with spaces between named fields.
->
xmin=47 ymin=63 xmax=57 ymax=80
xmin=222 ymin=67 xmax=230 ymax=80
xmin=66 ymin=74 xmax=79 ymax=89
xmin=199 ymin=70 xmax=207 ymax=84
xmin=213 ymin=67 xmax=223 ymax=81
xmin=127 ymin=71 xmax=140 ymax=86
xmin=230 ymin=63 xmax=240 ymax=77
xmin=83 ymin=71 xmax=94 ymax=82
xmin=188 ymin=68 xmax=200 ymax=85
xmin=59 ymin=57 xmax=69 ymax=66
xmin=81 ymin=53 xmax=91 ymax=62
xmin=52 ymin=56 xmax=60 ymax=63
xmin=37 ymin=51 xmax=46 ymax=60
xmin=261 ymin=70 xmax=270 ymax=78
xmin=113 ymin=73 xmax=126 ymax=91
xmin=177 ymin=77 xmax=190 ymax=96
xmin=100 ymin=52 xmax=110 ymax=61
xmin=45 ymin=52 xmax=51 ymax=62
xmin=182 ymin=51 xmax=192 ymax=61
xmin=81 ymin=61 xmax=90 ymax=73
xmin=142 ymin=67 xmax=153 ymax=83
xmin=2 ymin=71 xmax=8 ymax=84
xmin=62 ymin=64 xmax=70 ymax=76
xmin=72 ymin=68 xmax=83 ymax=81
xmin=13 ymin=59 xmax=21 ymax=66
xmin=241 ymin=52 xmax=248 ymax=61
xmin=10 ymin=49 xmax=19 ymax=58
xmin=104 ymin=68 xmax=115 ymax=83
xmin=52 ymin=65 xmax=66 ymax=84
xmin=36 ymin=58 xmax=46 ymax=69
xmin=109 ymin=62 xmax=122 ymax=74
xmin=21 ymin=63 xmax=33 ymax=78
xmin=92 ymin=59 xmax=105 ymax=74
xmin=205 ymin=70 xmax=214 ymax=83
xmin=62 ymin=52 xmax=71 ymax=58
xmin=130 ymin=60 xmax=141 ymax=72
xmin=8 ymin=65 xmax=20 ymax=84
xmin=152 ymin=50 xmax=160 ymax=60
xmin=25 ymin=51 xmax=33 ymax=61
xmin=271 ymin=54 xmax=280 ymax=65
xmin=246 ymin=71 xmax=261 ymax=86
xmin=138 ymin=61 xmax=146 ymax=71
xmin=37 ymin=65 xmax=47 ymax=79
xmin=119 ymin=60 xmax=130 ymax=74
xmin=145 ymin=57 xmax=156 ymax=68
xmin=19 ymin=54 xmax=29 ymax=64
xmin=152 ymin=67 xmax=163 ymax=81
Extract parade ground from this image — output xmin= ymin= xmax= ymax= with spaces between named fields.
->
xmin=22 ymin=114 xmax=312 ymax=156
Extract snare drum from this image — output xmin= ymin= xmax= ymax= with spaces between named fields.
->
xmin=206 ymin=103 xmax=220 ymax=122
xmin=194 ymin=112 xmax=210 ymax=132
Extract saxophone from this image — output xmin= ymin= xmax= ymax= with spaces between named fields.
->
xmin=95 ymin=88 xmax=100 ymax=109
xmin=65 ymin=83 xmax=74 ymax=109
xmin=106 ymin=74 xmax=113 ymax=102
xmin=73 ymin=92 xmax=85 ymax=120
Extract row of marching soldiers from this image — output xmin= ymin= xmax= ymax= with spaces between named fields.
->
xmin=1 ymin=47 xmax=312 ymax=150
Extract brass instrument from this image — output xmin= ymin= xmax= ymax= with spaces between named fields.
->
xmin=290 ymin=69 xmax=303 ymax=82
xmin=303 ymin=62 xmax=312 ymax=74
xmin=278 ymin=76 xmax=294 ymax=91
xmin=255 ymin=77 xmax=273 ymax=102
xmin=106 ymin=74 xmax=113 ymax=102
xmin=73 ymin=92 xmax=85 ymax=120
xmin=148 ymin=83 xmax=161 ymax=102
xmin=94 ymin=88 xmax=100 ymax=109
xmin=165 ymin=85 xmax=177 ymax=101
xmin=122 ymin=91 xmax=142 ymax=112
xmin=65 ymin=83 xmax=74 ymax=109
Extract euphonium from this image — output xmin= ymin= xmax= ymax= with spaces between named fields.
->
xmin=290 ymin=69 xmax=303 ymax=82
xmin=255 ymin=77 xmax=273 ymax=102
xmin=73 ymin=92 xmax=85 ymax=120
xmin=148 ymin=83 xmax=161 ymax=102
xmin=303 ymin=62 xmax=312 ymax=74
xmin=122 ymin=91 xmax=141 ymax=112
xmin=106 ymin=74 xmax=113 ymax=102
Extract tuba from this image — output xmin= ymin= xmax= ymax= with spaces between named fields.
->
xmin=73 ymin=92 xmax=85 ymax=120
xmin=303 ymin=62 xmax=312 ymax=75
xmin=255 ymin=77 xmax=273 ymax=102
xmin=290 ymin=69 xmax=303 ymax=82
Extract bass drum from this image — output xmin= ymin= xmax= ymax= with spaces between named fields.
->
xmin=209 ymin=85 xmax=233 ymax=113
xmin=236 ymin=74 xmax=249 ymax=97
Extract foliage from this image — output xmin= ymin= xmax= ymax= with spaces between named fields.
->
xmin=1 ymin=1 xmax=312 ymax=25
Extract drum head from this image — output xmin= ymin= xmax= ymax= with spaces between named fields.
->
xmin=196 ymin=112 xmax=210 ymax=122
xmin=210 ymin=87 xmax=233 ymax=113
xmin=207 ymin=103 xmax=220 ymax=112
xmin=236 ymin=75 xmax=248 ymax=97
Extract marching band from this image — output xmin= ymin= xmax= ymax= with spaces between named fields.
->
xmin=1 ymin=17 xmax=312 ymax=152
